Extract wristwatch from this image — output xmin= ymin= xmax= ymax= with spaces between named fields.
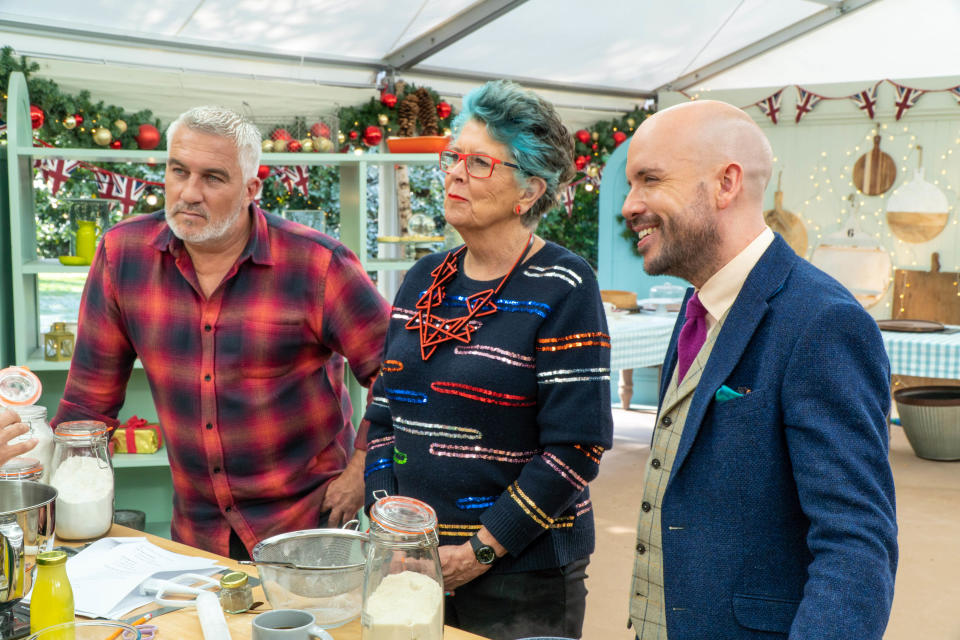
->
xmin=469 ymin=534 xmax=498 ymax=565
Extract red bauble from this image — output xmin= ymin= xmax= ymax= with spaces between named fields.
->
xmin=574 ymin=155 xmax=590 ymax=171
xmin=271 ymin=128 xmax=292 ymax=141
xmin=30 ymin=105 xmax=44 ymax=129
xmin=287 ymin=139 xmax=302 ymax=152
xmin=380 ymin=92 xmax=398 ymax=108
xmin=363 ymin=125 xmax=383 ymax=147
xmin=310 ymin=122 xmax=331 ymax=139
xmin=591 ymin=142 xmax=598 ymax=150
xmin=135 ymin=124 xmax=161 ymax=150
xmin=74 ymin=114 xmax=84 ymax=125
xmin=575 ymin=129 xmax=591 ymax=145
xmin=349 ymin=130 xmax=359 ymax=140
xmin=110 ymin=140 xmax=123 ymax=149
xmin=436 ymin=101 xmax=452 ymax=119
xmin=613 ymin=131 xmax=627 ymax=146
xmin=257 ymin=165 xmax=271 ymax=180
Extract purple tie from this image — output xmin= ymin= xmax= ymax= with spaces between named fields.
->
xmin=676 ymin=292 xmax=708 ymax=382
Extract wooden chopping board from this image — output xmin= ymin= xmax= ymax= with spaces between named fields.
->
xmin=892 ymin=252 xmax=960 ymax=324
xmin=763 ymin=172 xmax=807 ymax=256
xmin=853 ymin=135 xmax=896 ymax=195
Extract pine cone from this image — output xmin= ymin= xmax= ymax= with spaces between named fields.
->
xmin=398 ymin=95 xmax=418 ymax=137
xmin=415 ymin=88 xmax=439 ymax=136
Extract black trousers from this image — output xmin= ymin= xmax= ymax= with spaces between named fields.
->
xmin=444 ymin=556 xmax=589 ymax=640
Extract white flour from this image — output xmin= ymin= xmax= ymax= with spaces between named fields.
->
xmin=363 ymin=570 xmax=443 ymax=640
xmin=50 ymin=455 xmax=114 ymax=540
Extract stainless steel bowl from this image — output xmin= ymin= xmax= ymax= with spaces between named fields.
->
xmin=0 ymin=480 xmax=57 ymax=607
xmin=252 ymin=527 xmax=369 ymax=628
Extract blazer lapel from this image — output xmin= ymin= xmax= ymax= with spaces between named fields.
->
xmin=667 ymin=235 xmax=797 ymax=480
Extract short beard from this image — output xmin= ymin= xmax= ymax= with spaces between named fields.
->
xmin=643 ymin=183 xmax=721 ymax=283
xmin=165 ymin=202 xmax=247 ymax=245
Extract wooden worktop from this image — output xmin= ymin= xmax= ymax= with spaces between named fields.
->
xmin=77 ymin=525 xmax=485 ymax=639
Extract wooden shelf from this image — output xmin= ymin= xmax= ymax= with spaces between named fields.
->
xmin=22 ymin=258 xmax=90 ymax=274
xmin=112 ymin=449 xmax=170 ymax=469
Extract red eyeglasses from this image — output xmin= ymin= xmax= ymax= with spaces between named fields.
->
xmin=439 ymin=150 xmax=520 ymax=179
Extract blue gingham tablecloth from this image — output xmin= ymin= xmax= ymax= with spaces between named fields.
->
xmin=607 ymin=313 xmax=678 ymax=371
xmin=881 ymin=327 xmax=960 ymax=380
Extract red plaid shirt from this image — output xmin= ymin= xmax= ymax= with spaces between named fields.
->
xmin=54 ymin=206 xmax=390 ymax=555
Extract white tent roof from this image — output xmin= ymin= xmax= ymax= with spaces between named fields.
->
xmin=1 ymin=0 xmax=958 ymax=127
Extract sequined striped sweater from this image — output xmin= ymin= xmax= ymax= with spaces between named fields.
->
xmin=363 ymin=241 xmax=614 ymax=574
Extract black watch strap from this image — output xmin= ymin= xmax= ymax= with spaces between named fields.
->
xmin=469 ymin=533 xmax=498 ymax=565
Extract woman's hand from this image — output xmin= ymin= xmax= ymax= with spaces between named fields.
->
xmin=0 ymin=408 xmax=35 ymax=467
xmin=438 ymin=541 xmax=492 ymax=592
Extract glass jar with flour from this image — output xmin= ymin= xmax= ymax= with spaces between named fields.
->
xmin=361 ymin=495 xmax=444 ymax=640
xmin=50 ymin=421 xmax=114 ymax=540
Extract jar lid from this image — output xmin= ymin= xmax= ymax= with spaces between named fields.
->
xmin=369 ymin=495 xmax=438 ymax=536
xmin=37 ymin=550 xmax=68 ymax=566
xmin=0 ymin=367 xmax=42 ymax=407
xmin=0 ymin=457 xmax=43 ymax=480
xmin=220 ymin=571 xmax=249 ymax=589
xmin=55 ymin=420 xmax=109 ymax=438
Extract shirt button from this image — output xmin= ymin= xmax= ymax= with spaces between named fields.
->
xmin=204 ymin=324 xmax=212 ymax=332
xmin=206 ymin=423 xmax=213 ymax=430
xmin=661 ymin=416 xmax=672 ymax=427
xmin=204 ymin=374 xmax=212 ymax=381
xmin=225 ymin=506 xmax=232 ymax=513
xmin=636 ymin=543 xmax=646 ymax=554
xmin=642 ymin=501 xmax=652 ymax=512
xmin=213 ymin=467 xmax=221 ymax=474
xmin=651 ymin=458 xmax=661 ymax=469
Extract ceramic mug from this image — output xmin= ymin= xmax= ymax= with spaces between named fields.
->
xmin=251 ymin=610 xmax=332 ymax=640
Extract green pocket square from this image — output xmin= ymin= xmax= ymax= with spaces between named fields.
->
xmin=715 ymin=384 xmax=745 ymax=403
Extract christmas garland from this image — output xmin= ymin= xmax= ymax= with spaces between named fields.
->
xmin=1 ymin=46 xmax=651 ymax=265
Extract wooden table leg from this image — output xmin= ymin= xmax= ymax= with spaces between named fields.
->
xmin=618 ymin=368 xmax=634 ymax=411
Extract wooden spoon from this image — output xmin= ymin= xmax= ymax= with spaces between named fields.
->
xmin=763 ymin=172 xmax=808 ymax=257
xmin=853 ymin=134 xmax=896 ymax=195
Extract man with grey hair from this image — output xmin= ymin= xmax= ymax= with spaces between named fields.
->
xmin=622 ymin=100 xmax=896 ymax=639
xmin=55 ymin=106 xmax=391 ymax=559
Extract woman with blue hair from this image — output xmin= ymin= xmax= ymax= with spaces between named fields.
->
xmin=364 ymin=80 xmax=613 ymax=639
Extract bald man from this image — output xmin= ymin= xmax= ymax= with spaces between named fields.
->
xmin=622 ymin=101 xmax=896 ymax=640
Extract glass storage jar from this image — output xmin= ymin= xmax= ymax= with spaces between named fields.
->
xmin=49 ymin=421 xmax=114 ymax=540
xmin=218 ymin=571 xmax=254 ymax=614
xmin=11 ymin=404 xmax=55 ymax=482
xmin=361 ymin=495 xmax=443 ymax=640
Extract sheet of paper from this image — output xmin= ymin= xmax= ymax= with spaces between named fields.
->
xmin=25 ymin=537 xmax=224 ymax=619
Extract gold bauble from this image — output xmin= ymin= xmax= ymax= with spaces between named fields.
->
xmin=301 ymin=138 xmax=314 ymax=152
xmin=626 ymin=117 xmax=636 ymax=127
xmin=378 ymin=114 xmax=389 ymax=126
xmin=261 ymin=139 xmax=275 ymax=153
xmin=443 ymin=127 xmax=452 ymax=137
xmin=273 ymin=139 xmax=287 ymax=152
xmin=114 ymin=119 xmax=128 ymax=134
xmin=92 ymin=127 xmax=112 ymax=146
xmin=586 ymin=165 xmax=599 ymax=178
xmin=337 ymin=132 xmax=346 ymax=145
xmin=317 ymin=137 xmax=334 ymax=152
xmin=63 ymin=115 xmax=77 ymax=130
xmin=591 ymin=131 xmax=599 ymax=141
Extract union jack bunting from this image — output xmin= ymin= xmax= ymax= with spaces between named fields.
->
xmin=794 ymin=87 xmax=823 ymax=123
xmin=95 ymin=170 xmax=116 ymax=199
xmin=849 ymin=85 xmax=879 ymax=119
xmin=282 ymin=165 xmax=310 ymax=197
xmin=755 ymin=90 xmax=783 ymax=125
xmin=950 ymin=85 xmax=960 ymax=105
xmin=110 ymin=172 xmax=147 ymax=214
xmin=560 ymin=185 xmax=577 ymax=217
xmin=41 ymin=158 xmax=81 ymax=196
xmin=892 ymin=83 xmax=926 ymax=121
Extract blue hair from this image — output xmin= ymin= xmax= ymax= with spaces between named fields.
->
xmin=453 ymin=80 xmax=574 ymax=223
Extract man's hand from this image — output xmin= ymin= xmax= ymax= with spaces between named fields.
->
xmin=0 ymin=408 xmax=36 ymax=467
xmin=321 ymin=449 xmax=365 ymax=526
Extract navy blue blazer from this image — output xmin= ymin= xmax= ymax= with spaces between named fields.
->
xmin=656 ymin=234 xmax=897 ymax=639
